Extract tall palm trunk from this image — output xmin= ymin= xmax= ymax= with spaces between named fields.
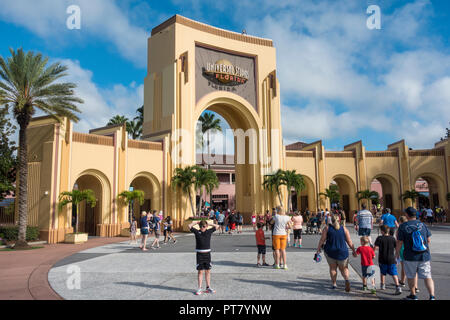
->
xmin=277 ymin=190 xmax=284 ymax=209
xmin=188 ymin=191 xmax=195 ymax=217
xmin=16 ymin=117 xmax=30 ymax=248
xmin=75 ymin=203 xmax=80 ymax=234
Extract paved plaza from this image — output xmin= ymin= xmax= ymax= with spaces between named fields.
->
xmin=47 ymin=224 xmax=450 ymax=300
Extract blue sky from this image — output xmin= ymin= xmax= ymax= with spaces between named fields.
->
xmin=0 ymin=0 xmax=449 ymax=151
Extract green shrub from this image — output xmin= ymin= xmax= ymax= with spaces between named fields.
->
xmin=0 ymin=226 xmax=40 ymax=241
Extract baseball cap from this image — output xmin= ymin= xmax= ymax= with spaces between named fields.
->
xmin=404 ymin=207 xmax=417 ymax=217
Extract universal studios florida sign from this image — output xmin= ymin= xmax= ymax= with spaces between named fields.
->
xmin=203 ymin=59 xmax=249 ymax=86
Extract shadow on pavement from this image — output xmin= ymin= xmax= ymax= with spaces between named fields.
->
xmin=116 ymin=281 xmax=194 ymax=294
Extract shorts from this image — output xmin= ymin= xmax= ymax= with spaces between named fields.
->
xmin=388 ymin=227 xmax=396 ymax=237
xmin=361 ymin=266 xmax=375 ymax=278
xmin=293 ymin=229 xmax=302 ymax=240
xmin=403 ymin=260 xmax=432 ymax=279
xmin=257 ymin=245 xmax=266 ymax=255
xmin=141 ymin=227 xmax=149 ymax=235
xmin=238 ymin=222 xmax=243 ymax=226
xmin=324 ymin=253 xmax=349 ymax=268
xmin=218 ymin=222 xmax=224 ymax=226
xmin=358 ymin=228 xmax=372 ymax=236
xmin=154 ymin=231 xmax=160 ymax=238
xmin=196 ymin=252 xmax=212 ymax=271
xmin=379 ymin=263 xmax=398 ymax=276
xmin=272 ymin=235 xmax=287 ymax=250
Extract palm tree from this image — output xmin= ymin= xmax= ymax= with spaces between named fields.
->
xmin=108 ymin=115 xmax=128 ymax=126
xmin=198 ymin=112 xmax=222 ymax=204
xmin=193 ymin=166 xmax=219 ymax=214
xmin=134 ymin=105 xmax=143 ymax=129
xmin=171 ymin=166 xmax=197 ymax=217
xmin=0 ymin=48 xmax=83 ymax=248
xmin=319 ymin=185 xmax=340 ymax=207
xmin=118 ymin=190 xmax=145 ymax=223
xmin=356 ymin=189 xmax=380 ymax=208
xmin=198 ymin=112 xmax=222 ymax=155
xmin=402 ymin=189 xmax=421 ymax=208
xmin=58 ymin=189 xmax=96 ymax=234
xmin=282 ymin=170 xmax=305 ymax=213
xmin=263 ymin=169 xmax=285 ymax=209
xmin=127 ymin=119 xmax=142 ymax=140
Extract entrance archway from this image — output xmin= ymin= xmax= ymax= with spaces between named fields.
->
xmin=193 ymin=94 xmax=265 ymax=221
xmin=129 ymin=172 xmax=161 ymax=226
xmin=370 ymin=174 xmax=401 ymax=215
xmin=294 ymin=175 xmax=316 ymax=212
xmin=330 ymin=175 xmax=358 ymax=222
xmin=413 ymin=173 xmax=446 ymax=210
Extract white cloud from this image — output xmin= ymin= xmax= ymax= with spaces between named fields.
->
xmin=59 ymin=59 xmax=143 ymax=133
xmin=0 ymin=0 xmax=149 ymax=68
xmin=239 ymin=0 xmax=450 ymax=149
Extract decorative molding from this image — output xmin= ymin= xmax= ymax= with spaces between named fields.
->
xmin=151 ymin=15 xmax=273 ymax=47
xmin=365 ymin=151 xmax=398 ymax=157
xmin=286 ymin=151 xmax=314 ymax=158
xmin=128 ymin=139 xmax=163 ymax=151
xmin=325 ymin=151 xmax=355 ymax=158
xmin=72 ymin=132 xmax=114 ymax=147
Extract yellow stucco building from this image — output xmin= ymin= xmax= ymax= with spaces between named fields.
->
xmin=20 ymin=15 xmax=450 ymax=243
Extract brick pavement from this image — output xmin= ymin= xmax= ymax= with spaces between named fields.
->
xmin=0 ymin=237 xmax=128 ymax=300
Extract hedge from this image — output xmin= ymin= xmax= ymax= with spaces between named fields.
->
xmin=0 ymin=226 xmax=40 ymax=241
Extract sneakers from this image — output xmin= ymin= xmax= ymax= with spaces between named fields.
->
xmin=380 ymin=283 xmax=386 ymax=290
xmin=293 ymin=243 xmax=296 ymax=247
xmin=257 ymin=263 xmax=262 ymax=267
xmin=399 ymin=281 xmax=406 ymax=287
xmin=370 ymin=289 xmax=377 ymax=294
xmin=273 ymin=264 xmax=280 ymax=269
xmin=345 ymin=281 xmax=351 ymax=292
xmin=298 ymin=244 xmax=302 ymax=248
xmin=262 ymin=263 xmax=269 ymax=266
xmin=415 ymin=287 xmax=420 ymax=293
xmin=430 ymin=295 xmax=436 ymax=300
xmin=195 ymin=288 xmax=203 ymax=296
xmin=362 ymin=285 xmax=368 ymax=291
xmin=406 ymin=294 xmax=418 ymax=300
xmin=206 ymin=287 xmax=216 ymax=294
xmin=283 ymin=264 xmax=288 ymax=270
xmin=394 ymin=286 xmax=402 ymax=295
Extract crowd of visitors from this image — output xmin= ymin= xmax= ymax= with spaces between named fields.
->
xmin=130 ymin=202 xmax=438 ymax=300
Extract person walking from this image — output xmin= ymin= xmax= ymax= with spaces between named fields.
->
xmin=265 ymin=210 xmax=271 ymax=231
xmin=381 ymin=208 xmax=399 ymax=237
xmin=139 ymin=211 xmax=149 ymax=251
xmin=255 ymin=222 xmax=270 ymax=267
xmin=374 ymin=225 xmax=402 ymax=295
xmin=217 ymin=211 xmax=225 ymax=234
xmin=356 ymin=236 xmax=376 ymax=294
xmin=237 ymin=211 xmax=244 ymax=234
xmin=189 ymin=219 xmax=220 ymax=295
xmin=270 ymin=207 xmax=292 ymax=269
xmin=425 ymin=207 xmax=434 ymax=226
xmin=130 ymin=216 xmax=137 ymax=245
xmin=396 ymin=207 xmax=436 ymax=300
xmin=163 ymin=216 xmax=177 ymax=244
xmin=356 ymin=203 xmax=374 ymax=246
xmin=151 ymin=210 xmax=161 ymax=249
xmin=291 ymin=211 xmax=303 ymax=248
xmin=315 ymin=214 xmax=357 ymax=291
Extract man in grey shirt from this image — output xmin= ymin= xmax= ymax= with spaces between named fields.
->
xmin=356 ymin=203 xmax=374 ymax=246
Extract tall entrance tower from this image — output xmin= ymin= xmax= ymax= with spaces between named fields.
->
xmin=143 ymin=15 xmax=284 ymax=227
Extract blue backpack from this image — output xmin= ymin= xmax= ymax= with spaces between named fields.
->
xmin=410 ymin=224 xmax=427 ymax=252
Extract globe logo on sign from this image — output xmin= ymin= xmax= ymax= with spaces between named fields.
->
xmin=202 ymin=59 xmax=249 ymax=86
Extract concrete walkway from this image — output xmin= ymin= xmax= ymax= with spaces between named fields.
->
xmin=47 ymin=229 xmax=373 ymax=300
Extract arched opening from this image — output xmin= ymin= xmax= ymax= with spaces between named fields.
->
xmin=369 ymin=174 xmax=401 ymax=215
xmin=73 ymin=174 xmax=103 ymax=236
xmin=194 ymin=95 xmax=263 ymax=221
xmin=413 ymin=173 xmax=446 ymax=211
xmin=129 ymin=173 xmax=161 ymax=227
xmin=293 ymin=175 xmax=316 ymax=213
xmin=329 ymin=175 xmax=357 ymax=222
xmin=196 ymin=111 xmax=235 ymax=212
